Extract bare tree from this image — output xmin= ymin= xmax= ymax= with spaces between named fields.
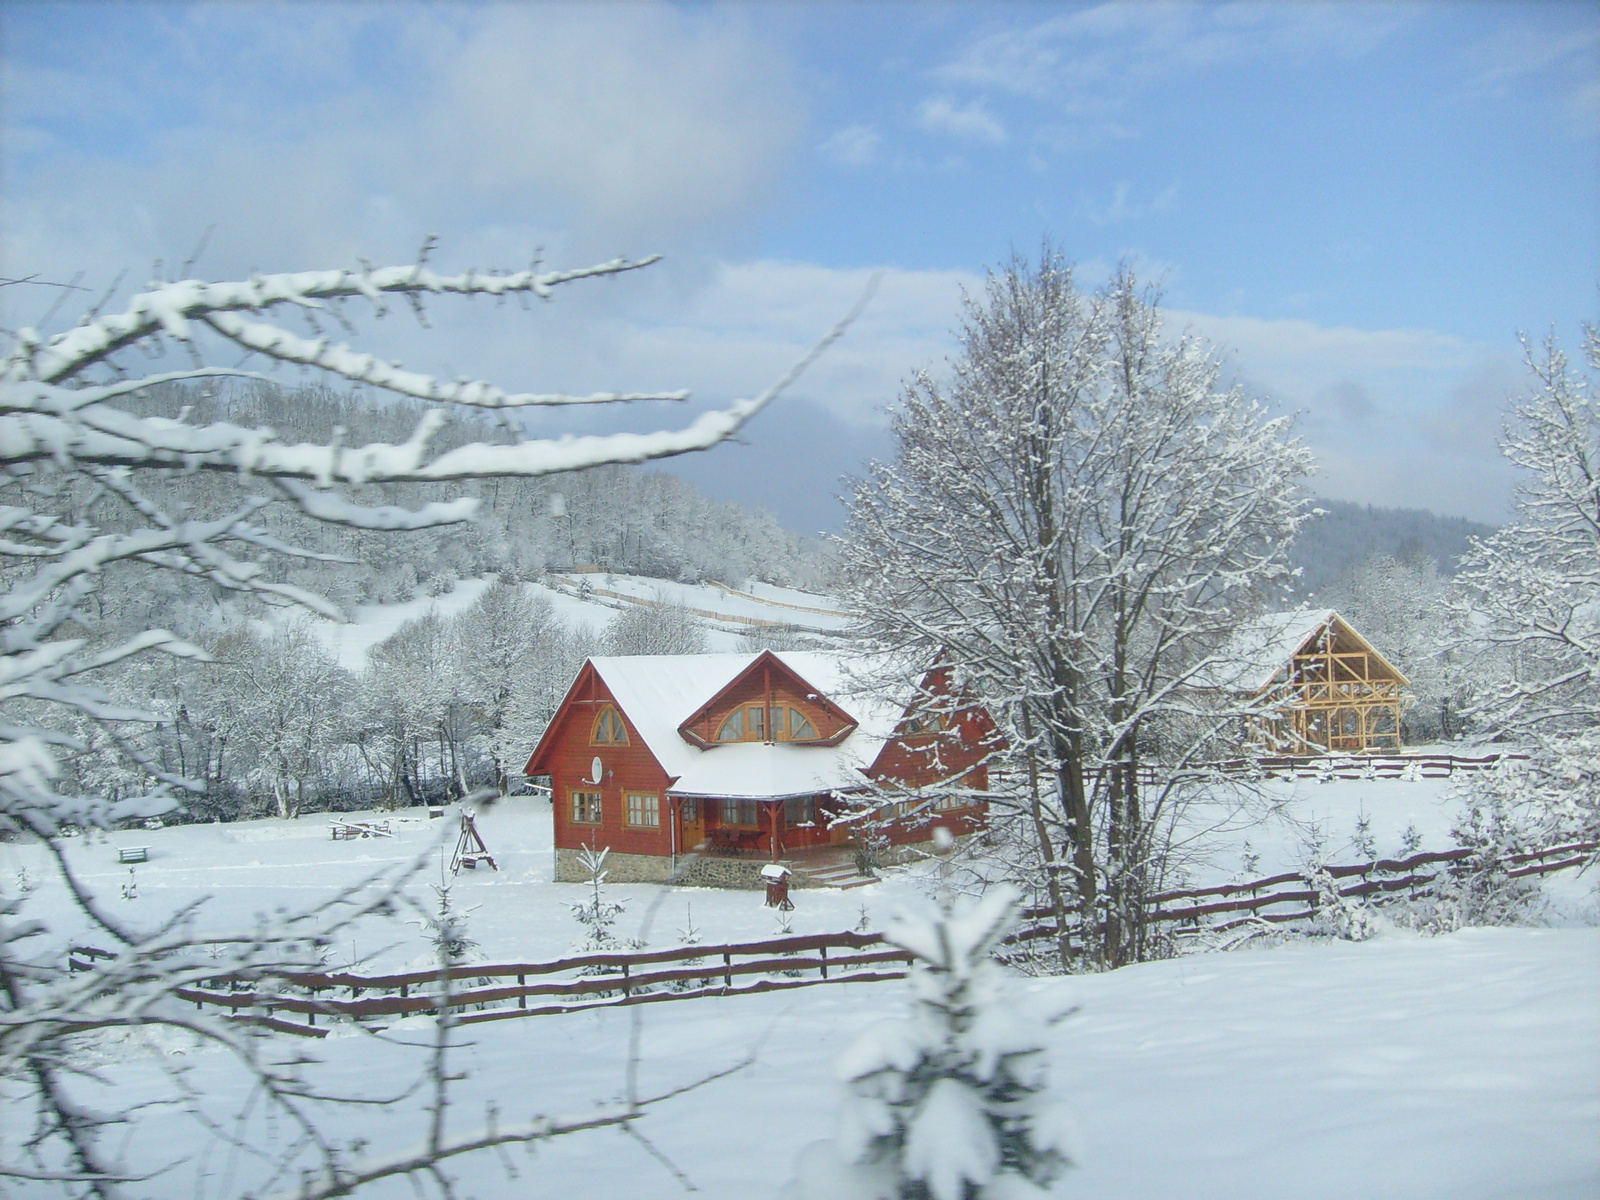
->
xmin=603 ymin=597 xmax=709 ymax=656
xmin=0 ymin=246 xmax=854 ymax=1195
xmin=842 ymin=251 xmax=1312 ymax=968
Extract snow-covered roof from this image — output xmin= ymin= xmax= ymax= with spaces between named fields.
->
xmin=1193 ymin=609 xmax=1408 ymax=693
xmin=1194 ymin=609 xmax=1337 ymax=693
xmin=586 ymin=651 xmax=913 ymax=800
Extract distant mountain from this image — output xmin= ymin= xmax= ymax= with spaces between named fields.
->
xmin=1289 ymin=499 xmax=1497 ymax=596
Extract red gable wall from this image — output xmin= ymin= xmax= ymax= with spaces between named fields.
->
xmin=868 ymin=667 xmax=998 ymax=786
xmin=677 ymin=651 xmax=854 ymax=747
xmin=526 ymin=663 xmax=675 ymax=857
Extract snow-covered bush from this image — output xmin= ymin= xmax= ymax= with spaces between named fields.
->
xmin=1306 ymin=862 xmax=1378 ymax=942
xmin=603 ymin=596 xmax=708 ymax=655
xmin=784 ymin=886 xmax=1077 ymax=1200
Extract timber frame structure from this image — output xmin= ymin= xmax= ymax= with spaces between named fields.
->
xmin=1268 ymin=613 xmax=1408 ymax=752
xmin=1215 ymin=610 xmax=1411 ymax=754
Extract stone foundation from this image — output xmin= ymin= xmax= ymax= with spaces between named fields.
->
xmin=554 ymin=847 xmax=826 ymax=889
xmin=554 ymin=847 xmax=675 ymax=884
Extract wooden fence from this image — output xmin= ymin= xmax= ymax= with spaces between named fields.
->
xmin=69 ymin=834 xmax=1593 ymax=1038
xmin=1085 ymin=751 xmax=1528 ymax=790
xmin=1008 ymin=838 xmax=1597 ymax=946
xmin=70 ymin=931 xmax=913 ymax=1039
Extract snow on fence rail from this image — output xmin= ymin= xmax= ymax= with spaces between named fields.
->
xmin=1008 ymin=839 xmax=1598 ymax=946
xmin=1086 ymin=751 xmax=1529 ymax=790
xmin=69 ymin=931 xmax=913 ymax=1039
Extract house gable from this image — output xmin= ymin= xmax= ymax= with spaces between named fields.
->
xmin=524 ymin=661 xmax=671 ymax=794
xmin=867 ymin=665 xmax=1001 ymax=789
xmin=676 ymin=650 xmax=857 ymax=749
xmin=526 ymin=660 xmax=678 ymax=862
xmin=1287 ymin=612 xmax=1409 ymax=691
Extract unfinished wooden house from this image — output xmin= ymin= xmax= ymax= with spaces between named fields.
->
xmin=1204 ymin=610 xmax=1410 ymax=753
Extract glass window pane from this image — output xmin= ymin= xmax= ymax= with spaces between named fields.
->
xmin=748 ymin=705 xmax=766 ymax=740
xmin=716 ymin=710 xmax=744 ymax=741
xmin=770 ymin=706 xmax=785 ymax=734
xmin=790 ymin=709 xmax=817 ymax=739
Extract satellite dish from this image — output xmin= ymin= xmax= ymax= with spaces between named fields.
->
xmin=590 ymin=756 xmax=603 ymax=785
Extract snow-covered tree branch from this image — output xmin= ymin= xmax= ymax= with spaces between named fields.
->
xmin=1454 ymin=318 xmax=1600 ymax=854
xmin=0 ymin=243 xmax=850 ymax=1196
xmin=842 ymin=250 xmax=1313 ymax=968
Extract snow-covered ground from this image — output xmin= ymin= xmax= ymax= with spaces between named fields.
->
xmin=292 ymin=572 xmax=851 ymax=671
xmin=11 ymin=768 xmax=1594 ymax=971
xmin=7 ymin=779 xmax=1596 ymax=1198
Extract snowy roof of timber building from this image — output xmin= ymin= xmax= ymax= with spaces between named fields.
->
xmin=1193 ymin=609 xmax=1408 ymax=693
xmin=586 ymin=651 xmax=915 ymax=800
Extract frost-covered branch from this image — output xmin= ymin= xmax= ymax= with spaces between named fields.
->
xmin=1 ymin=243 xmax=854 ymax=1196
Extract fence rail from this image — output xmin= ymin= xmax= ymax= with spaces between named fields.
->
xmin=1010 ymin=839 xmax=1597 ymax=944
xmin=1081 ymin=751 xmax=1529 ymax=790
xmin=70 ymin=930 xmax=913 ymax=1038
xmin=69 ymin=837 xmax=1594 ymax=1037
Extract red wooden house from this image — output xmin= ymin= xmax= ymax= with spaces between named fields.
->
xmin=524 ymin=650 xmax=996 ymax=887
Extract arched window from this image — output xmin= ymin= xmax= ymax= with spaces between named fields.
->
xmin=716 ymin=704 xmax=820 ymax=743
xmin=788 ymin=708 xmax=818 ymax=740
xmin=592 ymin=706 xmax=629 ymax=746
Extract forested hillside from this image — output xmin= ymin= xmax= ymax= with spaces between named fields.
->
xmin=1289 ymin=498 xmax=1496 ymax=595
xmin=117 ymin=380 xmax=830 ymax=637
xmin=28 ymin=381 xmax=832 ymax=820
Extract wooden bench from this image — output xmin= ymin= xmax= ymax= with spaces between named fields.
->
xmin=330 ymin=820 xmax=393 ymax=840
xmin=117 ymin=846 xmax=149 ymax=864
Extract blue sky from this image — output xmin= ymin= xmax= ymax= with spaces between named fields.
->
xmin=3 ymin=2 xmax=1596 ymax=530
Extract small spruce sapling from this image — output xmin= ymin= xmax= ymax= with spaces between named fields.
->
xmin=429 ymin=883 xmax=479 ymax=964
xmin=1234 ymin=841 xmax=1261 ymax=882
xmin=1351 ymin=809 xmax=1377 ymax=861
xmin=568 ymin=844 xmax=629 ymax=958
xmin=784 ymin=885 xmax=1077 ymax=1200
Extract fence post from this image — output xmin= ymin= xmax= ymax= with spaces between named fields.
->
xmin=820 ymin=945 xmax=828 ymax=980
xmin=518 ymin=973 xmax=526 ymax=1010
xmin=723 ymin=951 xmax=732 ymax=988
xmin=623 ymin=962 xmax=631 ymax=999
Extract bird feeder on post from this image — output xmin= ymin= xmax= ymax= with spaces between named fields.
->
xmin=760 ymin=862 xmax=793 ymax=911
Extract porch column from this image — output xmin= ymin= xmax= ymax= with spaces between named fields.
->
xmin=767 ymin=800 xmax=782 ymax=863
xmin=668 ymin=795 xmax=680 ymax=872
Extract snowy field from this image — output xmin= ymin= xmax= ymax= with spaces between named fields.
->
xmin=18 ymin=766 xmax=1594 ymax=971
xmin=293 ymin=572 xmax=851 ymax=671
xmin=5 ymin=778 xmax=1597 ymax=1199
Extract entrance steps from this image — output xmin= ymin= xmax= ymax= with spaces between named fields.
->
xmin=789 ymin=857 xmax=877 ymax=890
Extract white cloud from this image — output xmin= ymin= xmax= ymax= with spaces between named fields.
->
xmin=932 ymin=1 xmax=1405 ymax=145
xmin=917 ymin=98 xmax=1006 ymax=144
xmin=819 ymin=124 xmax=882 ymax=166
xmin=2 ymin=5 xmax=804 ymax=293
xmin=1172 ymin=310 xmax=1474 ymax=380
xmin=1460 ymin=18 xmax=1600 ymax=136
xmin=1074 ymin=180 xmax=1178 ymax=225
